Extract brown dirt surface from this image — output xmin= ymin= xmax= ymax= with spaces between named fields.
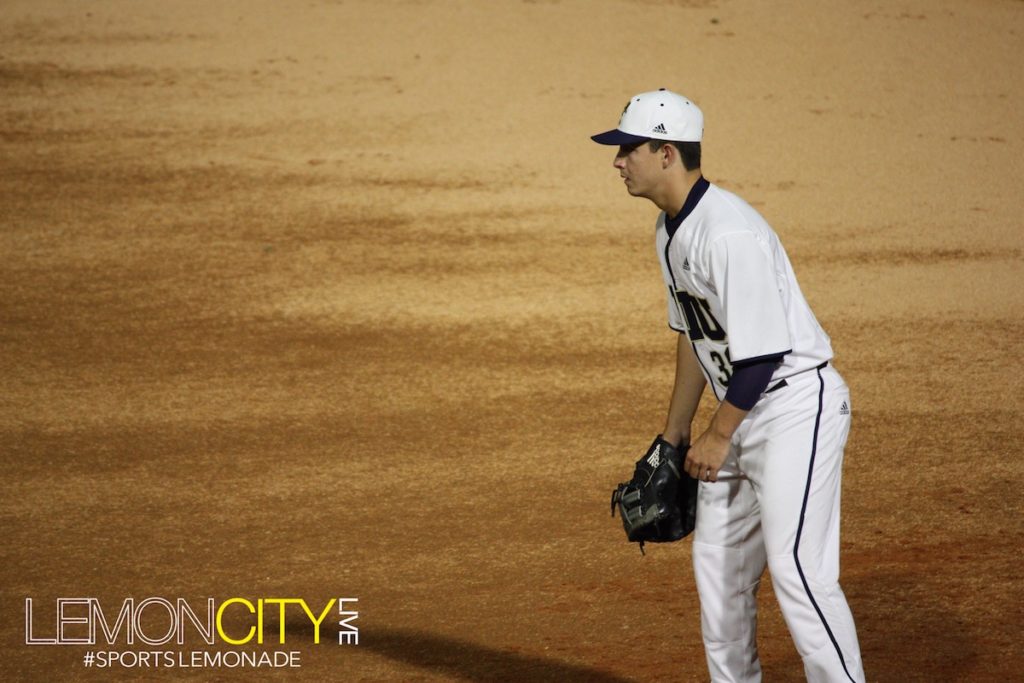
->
xmin=2 ymin=0 xmax=1022 ymax=681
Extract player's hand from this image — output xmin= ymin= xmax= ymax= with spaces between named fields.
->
xmin=684 ymin=429 xmax=731 ymax=483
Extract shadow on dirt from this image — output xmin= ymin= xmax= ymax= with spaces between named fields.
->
xmin=347 ymin=627 xmax=631 ymax=682
xmin=843 ymin=568 xmax=980 ymax=682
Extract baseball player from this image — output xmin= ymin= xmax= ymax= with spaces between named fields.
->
xmin=592 ymin=89 xmax=865 ymax=682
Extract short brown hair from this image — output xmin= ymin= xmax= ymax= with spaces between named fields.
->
xmin=648 ymin=140 xmax=701 ymax=171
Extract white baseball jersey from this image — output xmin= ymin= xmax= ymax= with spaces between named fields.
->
xmin=656 ymin=178 xmax=833 ymax=402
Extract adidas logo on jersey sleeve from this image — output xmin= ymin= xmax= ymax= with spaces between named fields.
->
xmin=839 ymin=401 xmax=850 ymax=415
xmin=682 ymin=258 xmax=691 ymax=271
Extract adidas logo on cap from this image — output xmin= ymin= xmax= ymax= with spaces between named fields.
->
xmin=652 ymin=123 xmax=667 ymax=134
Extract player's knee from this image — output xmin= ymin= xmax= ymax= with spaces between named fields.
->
xmin=693 ymin=542 xmax=744 ymax=587
xmin=694 ymin=542 xmax=762 ymax=643
xmin=766 ymin=553 xmax=838 ymax=608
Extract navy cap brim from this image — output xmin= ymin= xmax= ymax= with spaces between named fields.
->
xmin=590 ymin=129 xmax=650 ymax=145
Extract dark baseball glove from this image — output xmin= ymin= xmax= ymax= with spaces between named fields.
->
xmin=610 ymin=435 xmax=697 ymax=554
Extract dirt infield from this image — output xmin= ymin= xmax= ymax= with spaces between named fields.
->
xmin=2 ymin=1 xmax=1022 ymax=681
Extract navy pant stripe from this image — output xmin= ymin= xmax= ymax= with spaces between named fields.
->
xmin=793 ymin=367 xmax=855 ymax=682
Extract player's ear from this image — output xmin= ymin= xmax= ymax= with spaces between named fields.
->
xmin=659 ymin=142 xmax=676 ymax=169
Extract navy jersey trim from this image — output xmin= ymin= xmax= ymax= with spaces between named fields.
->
xmin=793 ymin=367 xmax=856 ymax=683
xmin=665 ymin=176 xmax=710 ymax=238
xmin=731 ymin=350 xmax=790 ymax=367
xmin=662 ymin=176 xmax=711 ymax=278
xmin=662 ymin=177 xmax=711 ymax=334
xmin=661 ymin=177 xmax=716 ymax=399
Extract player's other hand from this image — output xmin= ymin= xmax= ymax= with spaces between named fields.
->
xmin=684 ymin=430 xmax=730 ymax=482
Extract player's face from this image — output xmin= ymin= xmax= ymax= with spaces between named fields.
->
xmin=613 ymin=141 xmax=662 ymax=199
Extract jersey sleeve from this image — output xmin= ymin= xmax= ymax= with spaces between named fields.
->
xmin=709 ymin=231 xmax=792 ymax=363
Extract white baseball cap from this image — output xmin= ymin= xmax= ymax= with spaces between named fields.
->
xmin=591 ymin=88 xmax=704 ymax=145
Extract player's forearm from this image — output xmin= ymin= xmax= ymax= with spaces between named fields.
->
xmin=706 ymin=399 xmax=749 ymax=442
xmin=684 ymin=397 xmax=751 ymax=482
xmin=663 ymin=334 xmax=706 ymax=446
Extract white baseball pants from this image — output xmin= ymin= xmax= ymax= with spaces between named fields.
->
xmin=692 ymin=365 xmax=865 ymax=682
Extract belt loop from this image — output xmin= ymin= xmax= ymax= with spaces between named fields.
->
xmin=766 ymin=360 xmax=829 ymax=395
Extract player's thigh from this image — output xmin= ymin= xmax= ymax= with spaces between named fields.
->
xmin=694 ymin=450 xmax=761 ymax=548
xmin=756 ymin=374 xmax=851 ymax=564
xmin=692 ymin=451 xmax=767 ymax=617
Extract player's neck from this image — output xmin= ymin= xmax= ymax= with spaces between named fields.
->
xmin=657 ymin=169 xmax=704 ymax=219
